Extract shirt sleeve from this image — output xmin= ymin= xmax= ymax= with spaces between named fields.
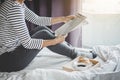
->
xmin=7 ymin=5 xmax=43 ymax=49
xmin=24 ymin=4 xmax=52 ymax=26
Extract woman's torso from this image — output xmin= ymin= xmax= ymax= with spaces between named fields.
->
xmin=0 ymin=0 xmax=23 ymax=54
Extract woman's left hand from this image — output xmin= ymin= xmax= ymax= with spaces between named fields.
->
xmin=63 ymin=15 xmax=76 ymax=23
xmin=51 ymin=15 xmax=76 ymax=25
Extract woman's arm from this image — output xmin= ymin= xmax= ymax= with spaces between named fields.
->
xmin=51 ymin=15 xmax=75 ymax=25
xmin=24 ymin=4 xmax=51 ymax=26
xmin=8 ymin=5 xmax=65 ymax=49
xmin=24 ymin=4 xmax=75 ymax=26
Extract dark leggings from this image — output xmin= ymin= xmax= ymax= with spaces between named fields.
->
xmin=0 ymin=26 xmax=77 ymax=72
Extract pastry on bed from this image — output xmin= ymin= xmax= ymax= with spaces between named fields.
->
xmin=78 ymin=56 xmax=99 ymax=65
xmin=73 ymin=56 xmax=99 ymax=71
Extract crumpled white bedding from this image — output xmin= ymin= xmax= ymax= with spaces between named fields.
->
xmin=0 ymin=45 xmax=120 ymax=80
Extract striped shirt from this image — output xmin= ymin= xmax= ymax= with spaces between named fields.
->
xmin=0 ymin=0 xmax=51 ymax=55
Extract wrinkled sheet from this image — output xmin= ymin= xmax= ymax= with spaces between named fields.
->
xmin=0 ymin=45 xmax=120 ymax=80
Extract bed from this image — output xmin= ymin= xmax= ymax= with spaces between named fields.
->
xmin=0 ymin=45 xmax=120 ymax=80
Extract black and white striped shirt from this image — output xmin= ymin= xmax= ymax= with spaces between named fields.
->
xmin=0 ymin=0 xmax=51 ymax=55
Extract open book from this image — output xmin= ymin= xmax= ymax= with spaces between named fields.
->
xmin=55 ymin=13 xmax=87 ymax=36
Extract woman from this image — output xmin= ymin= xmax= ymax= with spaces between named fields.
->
xmin=0 ymin=0 xmax=97 ymax=72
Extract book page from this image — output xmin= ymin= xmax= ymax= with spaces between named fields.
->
xmin=55 ymin=13 xmax=86 ymax=36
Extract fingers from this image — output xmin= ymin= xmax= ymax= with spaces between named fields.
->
xmin=66 ymin=15 xmax=76 ymax=20
xmin=64 ymin=15 xmax=76 ymax=23
xmin=55 ymin=35 xmax=66 ymax=43
xmin=63 ymin=34 xmax=68 ymax=38
xmin=56 ymin=35 xmax=65 ymax=40
xmin=56 ymin=34 xmax=67 ymax=38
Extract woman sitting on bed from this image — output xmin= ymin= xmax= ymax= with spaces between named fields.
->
xmin=0 ymin=0 xmax=97 ymax=72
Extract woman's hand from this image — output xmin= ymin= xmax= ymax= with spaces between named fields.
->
xmin=42 ymin=35 xmax=66 ymax=48
xmin=63 ymin=15 xmax=76 ymax=23
xmin=51 ymin=15 xmax=76 ymax=25
xmin=54 ymin=35 xmax=66 ymax=44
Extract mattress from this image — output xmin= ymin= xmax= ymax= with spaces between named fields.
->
xmin=0 ymin=45 xmax=120 ymax=80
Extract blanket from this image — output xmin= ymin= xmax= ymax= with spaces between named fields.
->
xmin=0 ymin=45 xmax=120 ymax=80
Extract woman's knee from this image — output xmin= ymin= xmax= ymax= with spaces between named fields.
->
xmin=32 ymin=30 xmax=55 ymax=39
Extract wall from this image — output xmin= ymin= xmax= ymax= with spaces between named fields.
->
xmin=82 ymin=14 xmax=120 ymax=48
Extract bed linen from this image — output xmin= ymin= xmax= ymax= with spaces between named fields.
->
xmin=0 ymin=45 xmax=120 ymax=80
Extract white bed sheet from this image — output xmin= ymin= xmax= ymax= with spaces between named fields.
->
xmin=0 ymin=45 xmax=120 ymax=80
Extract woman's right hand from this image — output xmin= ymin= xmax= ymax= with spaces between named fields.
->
xmin=42 ymin=35 xmax=66 ymax=48
xmin=54 ymin=35 xmax=66 ymax=44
